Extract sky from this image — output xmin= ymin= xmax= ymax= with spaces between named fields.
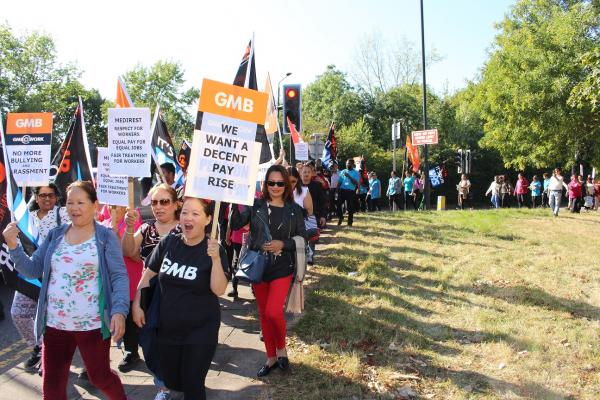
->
xmin=2 ymin=0 xmax=516 ymax=100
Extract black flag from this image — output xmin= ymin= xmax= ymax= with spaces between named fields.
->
xmin=232 ymin=39 xmax=272 ymax=164
xmin=52 ymin=97 xmax=94 ymax=203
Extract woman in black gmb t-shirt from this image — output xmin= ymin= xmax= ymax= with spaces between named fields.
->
xmin=132 ymin=197 xmax=229 ymax=400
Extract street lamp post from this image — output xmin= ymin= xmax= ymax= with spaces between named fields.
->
xmin=420 ymin=0 xmax=430 ymax=210
xmin=277 ymin=72 xmax=292 ymax=162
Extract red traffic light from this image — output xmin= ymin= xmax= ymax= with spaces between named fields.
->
xmin=286 ymin=88 xmax=297 ymax=99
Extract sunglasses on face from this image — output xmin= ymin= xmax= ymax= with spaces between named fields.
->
xmin=266 ymin=181 xmax=286 ymax=187
xmin=151 ymin=198 xmax=173 ymax=206
xmin=38 ymin=193 xmax=56 ymax=199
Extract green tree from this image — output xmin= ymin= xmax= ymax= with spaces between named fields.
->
xmin=301 ymin=65 xmax=364 ymax=136
xmin=0 ymin=24 xmax=106 ymax=148
xmin=474 ymin=0 xmax=600 ymax=169
xmin=568 ymin=47 xmax=600 ymax=155
xmin=122 ymin=61 xmax=198 ymax=142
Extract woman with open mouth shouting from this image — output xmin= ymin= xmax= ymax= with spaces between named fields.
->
xmin=230 ymin=164 xmax=307 ymax=378
xmin=132 ymin=196 xmax=229 ymax=400
xmin=122 ymin=183 xmax=181 ymax=400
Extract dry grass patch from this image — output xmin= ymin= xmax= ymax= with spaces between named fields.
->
xmin=267 ymin=209 xmax=600 ymax=399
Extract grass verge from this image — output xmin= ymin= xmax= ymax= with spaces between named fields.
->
xmin=267 ymin=208 xmax=600 ymax=399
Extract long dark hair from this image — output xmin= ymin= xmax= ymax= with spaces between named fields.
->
xmin=262 ymin=165 xmax=293 ymax=201
xmin=286 ymin=166 xmax=303 ymax=195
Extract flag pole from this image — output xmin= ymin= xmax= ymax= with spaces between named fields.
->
xmin=150 ymin=104 xmax=167 ymax=183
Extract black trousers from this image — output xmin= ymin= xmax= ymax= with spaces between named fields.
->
xmin=358 ymin=193 xmax=367 ymax=212
xmin=123 ymin=301 xmax=140 ymax=355
xmin=389 ymin=194 xmax=402 ymax=211
xmin=501 ymin=193 xmax=510 ymax=208
xmin=404 ymin=192 xmax=416 ymax=210
xmin=458 ymin=193 xmax=470 ymax=210
xmin=368 ymin=197 xmax=381 ymax=211
xmin=227 ymin=242 xmax=242 ymax=293
xmin=542 ymin=192 xmax=549 ymax=207
xmin=328 ymin=189 xmax=338 ymax=218
xmin=531 ymin=195 xmax=541 ymax=208
xmin=516 ymin=194 xmax=527 ymax=208
xmin=156 ymin=342 xmax=217 ymax=400
xmin=337 ymin=189 xmax=356 ymax=225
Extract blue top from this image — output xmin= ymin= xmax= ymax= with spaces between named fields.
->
xmin=543 ymin=178 xmax=551 ymax=191
xmin=404 ymin=176 xmax=415 ymax=192
xmin=339 ymin=169 xmax=360 ymax=191
xmin=387 ymin=177 xmax=401 ymax=196
xmin=9 ymin=222 xmax=130 ymax=342
xmin=369 ymin=178 xmax=381 ymax=199
xmin=530 ymin=181 xmax=542 ymax=196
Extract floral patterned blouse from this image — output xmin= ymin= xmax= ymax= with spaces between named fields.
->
xmin=46 ymin=237 xmax=101 ymax=331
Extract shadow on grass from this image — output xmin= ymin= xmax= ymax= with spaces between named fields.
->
xmin=460 ymin=282 xmax=600 ymax=321
xmin=283 ymin=221 xmax=576 ymax=399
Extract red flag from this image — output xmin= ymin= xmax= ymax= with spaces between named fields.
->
xmin=287 ymin=116 xmax=301 ymax=145
xmin=406 ymin=135 xmax=420 ymax=172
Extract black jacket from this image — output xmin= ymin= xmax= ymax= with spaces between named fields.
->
xmin=230 ymin=198 xmax=307 ymax=252
xmin=306 ymin=181 xmax=327 ymax=221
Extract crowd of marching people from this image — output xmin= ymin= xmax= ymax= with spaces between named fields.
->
xmin=0 ymin=149 xmax=352 ymax=400
xmin=482 ymin=168 xmax=600 ymax=215
xmin=2 ymin=151 xmax=600 ymax=400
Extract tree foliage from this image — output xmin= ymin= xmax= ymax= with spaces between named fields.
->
xmin=0 ymin=24 xmax=106 ymax=148
xmin=122 ymin=61 xmax=198 ymax=142
xmin=474 ymin=0 xmax=600 ymax=169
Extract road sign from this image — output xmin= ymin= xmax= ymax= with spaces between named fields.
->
xmin=411 ymin=129 xmax=438 ymax=145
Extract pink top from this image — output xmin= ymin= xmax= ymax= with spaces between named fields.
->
xmin=568 ymin=180 xmax=582 ymax=199
xmin=514 ymin=178 xmax=529 ymax=195
xmin=100 ymin=208 xmax=143 ymax=300
xmin=227 ymin=204 xmax=249 ymax=245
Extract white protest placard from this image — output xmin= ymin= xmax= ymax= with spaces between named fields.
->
xmin=5 ymin=113 xmax=53 ymax=186
xmin=96 ymin=147 xmax=129 ymax=206
xmin=185 ymin=79 xmax=268 ymax=205
xmin=295 ymin=142 xmax=309 ymax=161
xmin=108 ymin=107 xmax=151 ymax=177
xmin=186 ymin=113 xmax=262 ymax=205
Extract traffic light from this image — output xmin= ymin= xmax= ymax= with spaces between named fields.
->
xmin=283 ymin=84 xmax=301 ymax=133
xmin=456 ymin=149 xmax=464 ymax=174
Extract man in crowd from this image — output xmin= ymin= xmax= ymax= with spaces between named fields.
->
xmin=337 ymin=159 xmax=360 ymax=227
xmin=160 ymin=162 xmax=177 ymax=188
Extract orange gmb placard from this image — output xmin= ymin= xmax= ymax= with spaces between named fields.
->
xmin=198 ymin=79 xmax=268 ymax=125
xmin=6 ymin=112 xmax=53 ymax=134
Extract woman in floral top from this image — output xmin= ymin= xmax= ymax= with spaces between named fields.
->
xmin=10 ymin=183 xmax=70 ymax=373
xmin=4 ymin=181 xmax=129 ymax=400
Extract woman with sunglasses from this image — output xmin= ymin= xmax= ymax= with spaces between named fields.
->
xmin=230 ymin=165 xmax=307 ymax=377
xmin=122 ymin=183 xmax=181 ymax=400
xmin=11 ymin=184 xmax=70 ymax=374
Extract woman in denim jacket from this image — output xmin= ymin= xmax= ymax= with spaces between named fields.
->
xmin=3 ymin=181 xmax=129 ymax=400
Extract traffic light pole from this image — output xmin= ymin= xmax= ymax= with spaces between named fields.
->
xmin=392 ymin=120 xmax=397 ymax=172
xmin=420 ymin=0 xmax=430 ymax=210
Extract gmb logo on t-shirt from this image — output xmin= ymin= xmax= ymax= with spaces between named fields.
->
xmin=160 ymin=257 xmax=197 ymax=280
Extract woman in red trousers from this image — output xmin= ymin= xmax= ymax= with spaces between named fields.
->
xmin=230 ymin=165 xmax=307 ymax=377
